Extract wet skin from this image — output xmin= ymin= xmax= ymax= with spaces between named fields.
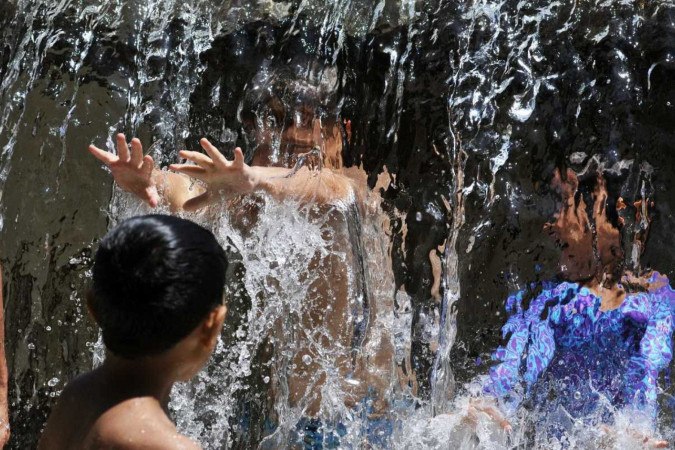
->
xmin=423 ymin=167 xmax=671 ymax=445
xmin=545 ymin=168 xmax=653 ymax=311
xmin=88 ymin=117 xmax=397 ymax=418
xmin=38 ymin=305 xmax=226 ymax=450
xmin=0 ymin=267 xmax=9 ymax=447
xmin=507 ymin=168 xmax=668 ymax=447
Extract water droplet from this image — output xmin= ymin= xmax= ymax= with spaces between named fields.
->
xmin=45 ymin=326 xmax=51 ymax=332
xmin=415 ymin=212 xmax=422 ymax=221
xmin=47 ymin=377 xmax=59 ymax=387
xmin=263 ymin=376 xmax=270 ymax=384
xmin=302 ymin=354 xmax=313 ymax=365
xmin=27 ymin=343 xmax=35 ymax=350
xmin=574 ymin=391 xmax=581 ymax=400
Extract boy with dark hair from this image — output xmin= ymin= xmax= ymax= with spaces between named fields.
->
xmin=39 ymin=214 xmax=228 ymax=449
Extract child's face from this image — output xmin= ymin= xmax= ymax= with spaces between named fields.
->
xmin=245 ymin=96 xmax=342 ymax=168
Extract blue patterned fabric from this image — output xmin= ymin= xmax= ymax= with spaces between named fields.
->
xmin=484 ymin=272 xmax=675 ymax=420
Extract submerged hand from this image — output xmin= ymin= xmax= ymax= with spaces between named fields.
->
xmin=599 ymin=424 xmax=668 ymax=448
xmin=88 ymin=134 xmax=160 ymax=208
xmin=169 ymin=138 xmax=258 ymax=211
xmin=462 ymin=398 xmax=512 ymax=433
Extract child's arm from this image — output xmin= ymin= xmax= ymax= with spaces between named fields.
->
xmin=169 ymin=139 xmax=355 ymax=211
xmin=0 ymin=266 xmax=8 ymax=447
xmin=88 ymin=134 xmax=203 ymax=212
xmin=90 ymin=135 xmax=355 ymax=212
xmin=463 ymin=398 xmax=512 ymax=432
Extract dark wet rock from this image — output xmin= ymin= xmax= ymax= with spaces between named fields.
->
xmin=0 ymin=0 xmax=673 ymax=447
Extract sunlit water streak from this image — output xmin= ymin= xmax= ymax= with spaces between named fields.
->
xmin=0 ymin=0 xmax=673 ymax=448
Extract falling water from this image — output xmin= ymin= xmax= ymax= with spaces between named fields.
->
xmin=1 ymin=0 xmax=674 ymax=448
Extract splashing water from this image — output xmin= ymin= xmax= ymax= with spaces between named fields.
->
xmin=1 ymin=0 xmax=674 ymax=448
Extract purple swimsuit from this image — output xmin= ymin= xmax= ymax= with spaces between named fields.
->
xmin=484 ymin=272 xmax=674 ymax=421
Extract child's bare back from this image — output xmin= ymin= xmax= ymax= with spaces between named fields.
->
xmin=39 ymin=215 xmax=229 ymax=450
xmin=40 ymin=369 xmax=198 ymax=449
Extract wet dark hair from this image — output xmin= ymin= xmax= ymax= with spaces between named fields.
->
xmin=90 ymin=214 xmax=228 ymax=359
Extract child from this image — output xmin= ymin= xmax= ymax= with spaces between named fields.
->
xmin=481 ymin=169 xmax=671 ymax=447
xmin=0 ymin=266 xmax=9 ymax=447
xmin=39 ymin=214 xmax=228 ymax=449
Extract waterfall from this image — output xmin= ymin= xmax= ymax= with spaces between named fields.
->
xmin=0 ymin=0 xmax=673 ymax=447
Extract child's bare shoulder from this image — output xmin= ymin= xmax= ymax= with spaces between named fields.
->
xmin=42 ymin=375 xmax=199 ymax=449
xmin=38 ymin=373 xmax=97 ymax=449
xmin=89 ymin=397 xmax=201 ymax=449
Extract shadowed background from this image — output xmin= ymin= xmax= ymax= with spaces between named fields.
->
xmin=0 ymin=0 xmax=673 ymax=447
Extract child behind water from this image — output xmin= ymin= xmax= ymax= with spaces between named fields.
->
xmin=39 ymin=214 xmax=228 ymax=449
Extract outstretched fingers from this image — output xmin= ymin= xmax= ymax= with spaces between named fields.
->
xmin=116 ymin=133 xmax=130 ymax=162
xmin=200 ymin=138 xmax=229 ymax=168
xmin=233 ymin=147 xmax=245 ymax=168
xmin=88 ymin=145 xmax=117 ymax=165
xmin=145 ymin=186 xmax=160 ymax=208
xmin=183 ymin=191 xmax=213 ymax=212
xmin=169 ymin=163 xmax=208 ymax=178
xmin=142 ymin=155 xmax=155 ymax=176
xmin=130 ymin=138 xmax=144 ymax=167
xmin=179 ymin=150 xmax=214 ymax=169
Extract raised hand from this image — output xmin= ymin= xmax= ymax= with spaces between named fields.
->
xmin=88 ymin=134 xmax=160 ymax=208
xmin=463 ymin=398 xmax=512 ymax=432
xmin=169 ymin=138 xmax=259 ymax=211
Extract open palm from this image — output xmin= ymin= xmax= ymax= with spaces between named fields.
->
xmin=169 ymin=138 xmax=258 ymax=211
xmin=88 ymin=133 xmax=159 ymax=207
